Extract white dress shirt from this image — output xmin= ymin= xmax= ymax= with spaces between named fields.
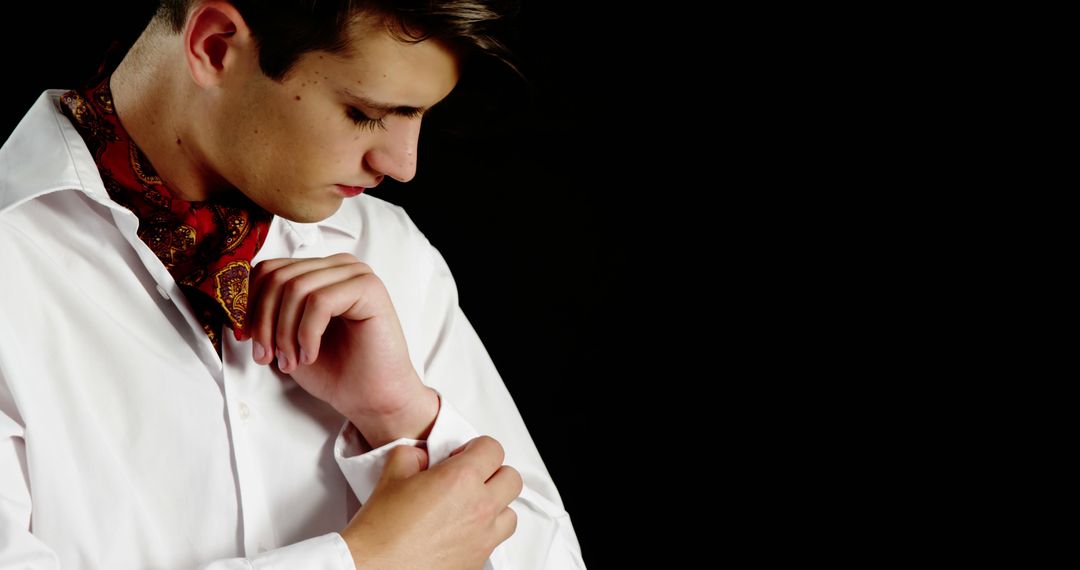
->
xmin=0 ymin=90 xmax=586 ymax=569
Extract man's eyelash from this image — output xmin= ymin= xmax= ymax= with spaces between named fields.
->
xmin=347 ymin=106 xmax=425 ymax=131
xmin=347 ymin=107 xmax=387 ymax=132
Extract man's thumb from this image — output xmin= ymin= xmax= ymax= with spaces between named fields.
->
xmin=383 ymin=445 xmax=429 ymax=480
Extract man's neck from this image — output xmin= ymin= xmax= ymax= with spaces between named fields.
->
xmin=108 ymin=33 xmax=223 ymax=203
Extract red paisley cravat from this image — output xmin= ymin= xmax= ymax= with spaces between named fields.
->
xmin=60 ymin=76 xmax=272 ymax=355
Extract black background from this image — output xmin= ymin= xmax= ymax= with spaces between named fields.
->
xmin=0 ymin=2 xmax=681 ymax=567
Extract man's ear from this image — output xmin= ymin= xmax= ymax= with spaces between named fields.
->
xmin=183 ymin=1 xmax=255 ymax=88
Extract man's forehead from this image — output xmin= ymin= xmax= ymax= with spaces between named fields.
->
xmin=303 ymin=28 xmax=460 ymax=107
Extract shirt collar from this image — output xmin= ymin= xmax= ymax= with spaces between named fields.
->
xmin=1 ymin=90 xmax=113 ymax=214
xmin=311 ymin=200 xmax=362 ymax=240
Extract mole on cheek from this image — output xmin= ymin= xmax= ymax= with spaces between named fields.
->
xmin=295 ymin=95 xmax=301 ymax=101
xmin=176 ymin=137 xmax=182 ymax=145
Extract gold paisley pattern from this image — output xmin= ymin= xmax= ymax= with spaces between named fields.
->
xmin=129 ymin=141 xmax=163 ymax=186
xmin=214 ymin=261 xmax=252 ymax=330
xmin=213 ymin=205 xmax=253 ymax=255
xmin=139 ymin=222 xmax=197 ymax=269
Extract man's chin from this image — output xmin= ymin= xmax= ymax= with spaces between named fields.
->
xmin=272 ymin=198 xmax=343 ymax=224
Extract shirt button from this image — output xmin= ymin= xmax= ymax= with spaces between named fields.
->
xmin=155 ymin=284 xmax=170 ymax=300
xmin=238 ymin=402 xmax=250 ymax=420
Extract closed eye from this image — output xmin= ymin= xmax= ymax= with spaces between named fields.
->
xmin=347 ymin=107 xmax=387 ymax=132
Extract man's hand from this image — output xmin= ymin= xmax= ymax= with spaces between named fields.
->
xmin=245 ymin=253 xmax=423 ymax=423
xmin=343 ymin=436 xmax=522 ymax=570
xmin=246 ymin=254 xmax=524 ymax=567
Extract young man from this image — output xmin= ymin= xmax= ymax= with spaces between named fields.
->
xmin=0 ymin=1 xmax=585 ymax=568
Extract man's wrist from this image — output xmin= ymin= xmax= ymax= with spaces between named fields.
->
xmin=347 ymin=386 xmax=440 ymax=450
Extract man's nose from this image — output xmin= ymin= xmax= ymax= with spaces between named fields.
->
xmin=364 ymin=117 xmax=422 ymax=183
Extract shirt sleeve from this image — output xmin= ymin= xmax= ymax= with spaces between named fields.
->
xmin=0 ymin=370 xmax=61 ymax=568
xmin=332 ymin=387 xmax=480 ymax=502
xmin=197 ymin=533 xmax=355 ymax=569
xmin=331 ymin=228 xmax=587 ymax=570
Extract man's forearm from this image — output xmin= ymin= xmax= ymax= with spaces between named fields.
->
xmin=348 ymin=386 xmax=440 ymax=450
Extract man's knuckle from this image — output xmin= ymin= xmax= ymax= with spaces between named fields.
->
xmin=282 ymin=276 xmax=304 ymax=296
xmin=332 ymin=252 xmax=359 ymax=263
xmin=306 ymin=291 xmax=330 ymax=312
xmin=503 ymin=465 xmax=522 ymax=486
xmin=267 ymin=271 xmax=289 ymax=289
xmin=476 ymin=436 xmax=504 ymax=460
xmin=257 ymin=259 xmax=285 ymax=274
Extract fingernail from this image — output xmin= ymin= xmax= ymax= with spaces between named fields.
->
xmin=253 ymin=342 xmax=265 ymax=361
xmin=300 ymin=348 xmax=310 ymax=365
xmin=276 ymin=349 xmax=286 ymax=371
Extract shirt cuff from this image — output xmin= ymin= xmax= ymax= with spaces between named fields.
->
xmin=333 ymin=387 xmax=481 ymax=503
xmin=250 ymin=532 xmax=354 ymax=569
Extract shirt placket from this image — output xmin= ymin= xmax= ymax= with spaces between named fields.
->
xmin=219 ymin=218 xmax=322 ymax=556
xmin=220 ymin=340 xmax=280 ymax=556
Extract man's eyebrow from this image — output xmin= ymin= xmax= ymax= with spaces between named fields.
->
xmin=341 ymin=89 xmax=427 ymax=117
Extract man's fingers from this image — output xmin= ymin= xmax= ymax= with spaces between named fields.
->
xmin=381 ymin=444 xmax=429 ymax=481
xmin=247 ymin=254 xmax=364 ymax=367
xmin=441 ymin=438 xmax=520 ymax=547
xmin=486 ymin=464 xmax=524 ymax=510
xmin=274 ymin=264 xmax=371 ymax=371
xmin=439 ymin=436 xmax=505 ymax=479
xmin=248 ymin=258 xmax=301 ymax=365
xmin=494 ymin=505 xmax=519 ymax=546
xmin=247 ymin=258 xmax=296 ymax=348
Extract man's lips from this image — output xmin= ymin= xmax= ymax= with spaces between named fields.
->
xmin=335 ymin=185 xmax=366 ymax=197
